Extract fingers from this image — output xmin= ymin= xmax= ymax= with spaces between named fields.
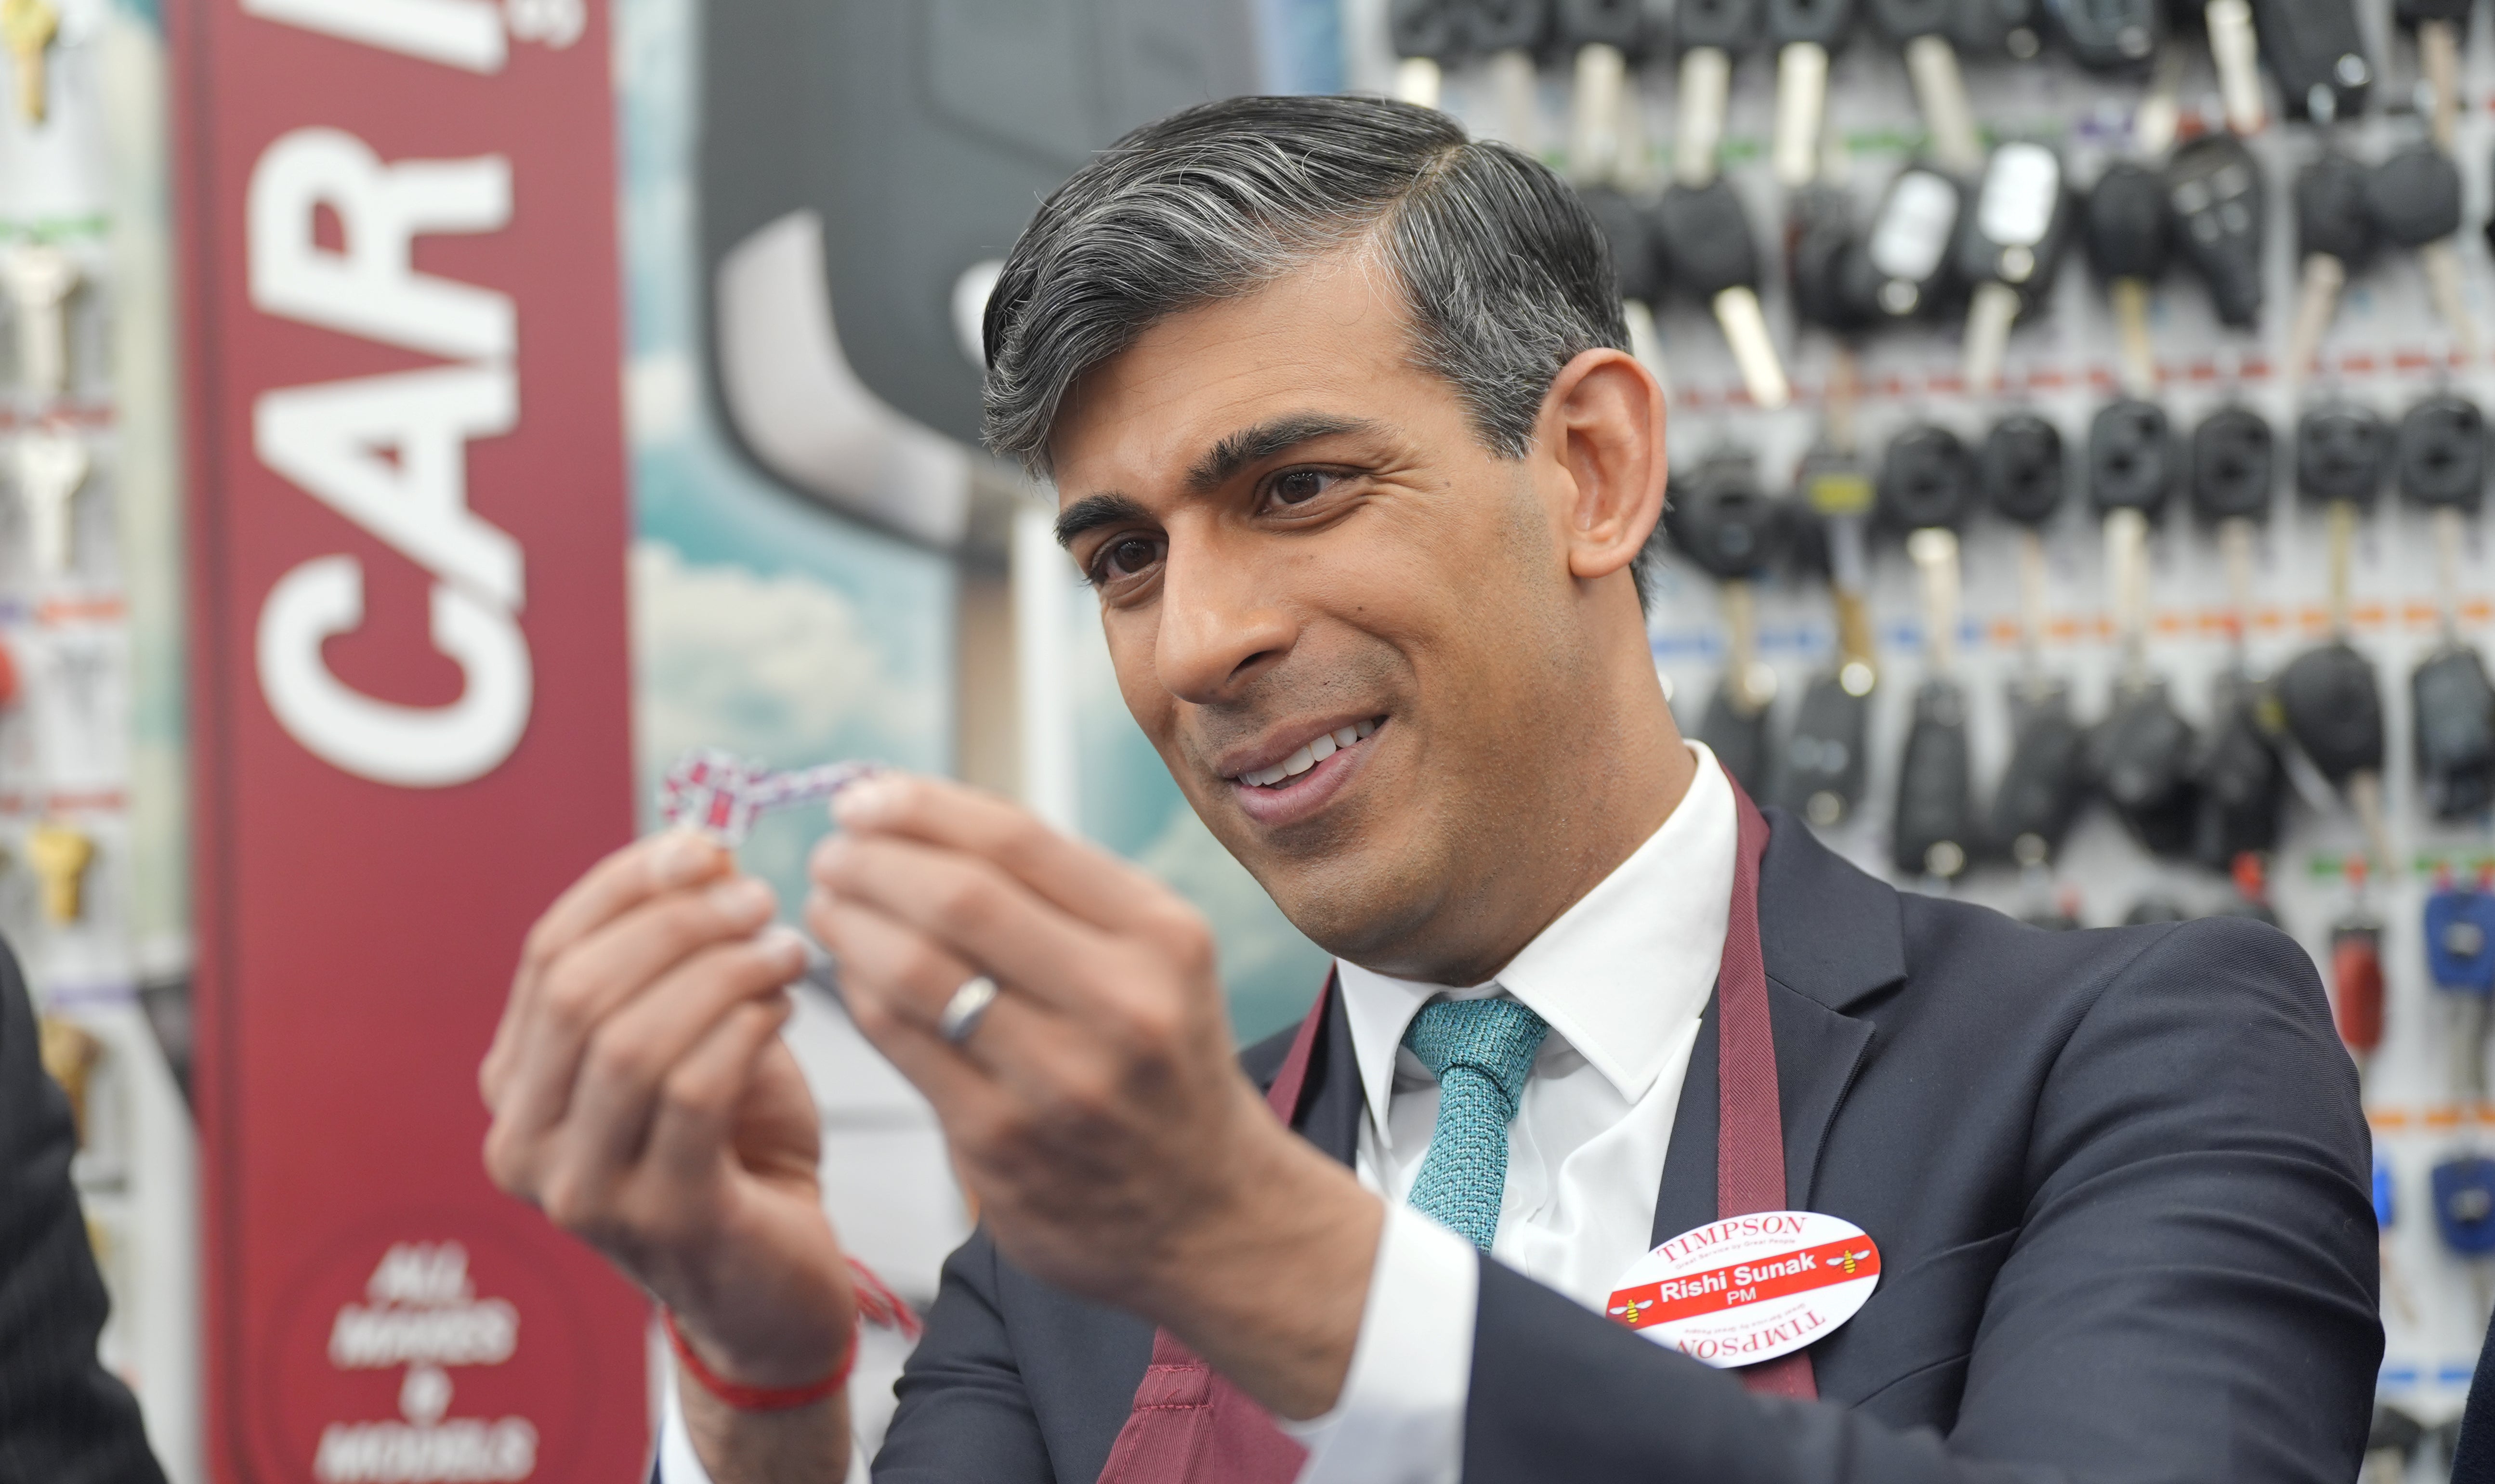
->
xmin=831 ymin=773 xmax=1174 ymax=934
xmin=809 ymin=832 xmax=1113 ymax=1016
xmin=559 ymin=925 xmax=810 ymax=1185
xmin=485 ymin=830 xmax=732 ymax=1104
xmin=807 ymin=892 xmax=1089 ymax=1102
xmin=643 ymin=994 xmax=800 ymax=1189
xmin=489 ymin=874 xmax=781 ymax=1152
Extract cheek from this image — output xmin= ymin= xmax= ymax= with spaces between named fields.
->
xmin=1103 ymin=613 xmax=1180 ymax=738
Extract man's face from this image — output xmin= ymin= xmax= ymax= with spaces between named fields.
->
xmin=1048 ymin=254 xmax=1648 ymax=971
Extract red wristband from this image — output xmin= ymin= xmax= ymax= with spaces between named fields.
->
xmin=663 ymin=1308 xmax=855 ymax=1413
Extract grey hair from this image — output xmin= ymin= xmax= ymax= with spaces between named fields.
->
xmin=980 ymin=95 xmax=1658 ymax=600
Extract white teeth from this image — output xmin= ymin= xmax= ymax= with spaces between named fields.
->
xmin=1238 ymin=720 xmax=1384 ymax=788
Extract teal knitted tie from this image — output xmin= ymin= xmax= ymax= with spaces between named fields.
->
xmin=1401 ymin=996 xmax=1550 ymax=1250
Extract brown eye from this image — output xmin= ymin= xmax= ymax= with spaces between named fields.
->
xmin=1101 ymin=536 xmax=1163 ymax=580
xmin=1272 ymin=469 xmax=1334 ymax=506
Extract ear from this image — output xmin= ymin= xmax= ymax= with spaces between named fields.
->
xmin=1537 ymin=348 xmax=1667 ymax=587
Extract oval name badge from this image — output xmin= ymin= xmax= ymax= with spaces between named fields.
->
xmin=1605 ymin=1210 xmax=1880 ymax=1368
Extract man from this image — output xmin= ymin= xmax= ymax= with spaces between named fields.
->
xmin=0 ymin=932 xmax=169 ymax=1484
xmin=480 ymin=96 xmax=2380 ymax=1483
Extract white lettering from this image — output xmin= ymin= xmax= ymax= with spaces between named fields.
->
xmin=249 ymin=130 xmax=514 ymax=360
xmin=256 ymin=365 xmax=524 ymax=609
xmin=313 ymin=1418 xmax=537 ymax=1483
xmin=258 ymin=556 xmax=532 ymax=787
xmin=243 ymin=0 xmax=507 ymax=74
xmin=367 ymin=1243 xmax=476 ymax=1306
xmin=329 ymin=1301 xmax=520 ymax=1369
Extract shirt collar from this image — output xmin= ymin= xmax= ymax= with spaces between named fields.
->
xmin=1332 ymin=745 xmax=1739 ymax=1137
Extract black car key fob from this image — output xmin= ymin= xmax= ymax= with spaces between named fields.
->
xmin=1879 ymin=423 xmax=1978 ymax=532
xmin=2091 ymin=679 xmax=2201 ymax=856
xmin=2414 ymin=646 xmax=2495 ymax=819
xmin=2088 ymin=399 xmax=2180 ymax=517
xmin=2252 ymin=0 xmax=2372 ymax=121
xmin=2193 ymin=671 xmax=2287 ymax=867
xmin=2277 ymin=641 xmax=2386 ymax=784
xmin=2296 ymin=402 xmax=2393 ymax=508
xmin=2165 ymin=135 xmax=2267 ymax=328
xmin=2190 ymin=405 xmax=2276 ymax=524
xmin=1981 ymin=412 xmax=2066 ymax=525
xmin=2045 ymin=0 xmax=2163 ymax=70
xmin=1860 ymin=166 xmax=1965 ymax=323
xmin=1993 ymin=688 xmax=2090 ymax=862
xmin=1894 ymin=678 xmax=1977 ymax=877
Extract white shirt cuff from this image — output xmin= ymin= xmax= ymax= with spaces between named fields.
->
xmin=1280 ymin=1202 xmax=1477 ymax=1484
xmin=656 ymin=1386 xmax=716 ymax=1484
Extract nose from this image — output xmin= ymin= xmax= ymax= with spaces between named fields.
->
xmin=1153 ymin=527 xmax=1298 ymax=705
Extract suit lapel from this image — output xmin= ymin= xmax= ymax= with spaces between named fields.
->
xmin=1653 ymin=807 xmax=1895 ymax=1243
xmin=1292 ymin=979 xmax=1364 ymax=1166
xmin=1652 ymin=998 xmax=1720 ymax=1243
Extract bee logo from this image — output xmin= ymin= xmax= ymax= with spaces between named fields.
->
xmin=1836 ymin=1249 xmax=1868 ymax=1277
xmin=1610 ymin=1298 xmax=1650 ymax=1325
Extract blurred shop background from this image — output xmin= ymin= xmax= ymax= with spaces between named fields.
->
xmin=5 ymin=0 xmax=2494 ymax=1478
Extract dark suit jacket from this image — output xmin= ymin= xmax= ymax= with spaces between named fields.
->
xmin=0 ymin=936 xmax=167 ymax=1484
xmin=874 ymin=808 xmax=2381 ymax=1482
xmin=2453 ymin=1307 xmax=2495 ymax=1484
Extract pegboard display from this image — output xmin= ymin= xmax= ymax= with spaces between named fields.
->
xmin=1346 ymin=0 xmax=2495 ymax=1469
xmin=2 ymin=0 xmax=199 ymax=1476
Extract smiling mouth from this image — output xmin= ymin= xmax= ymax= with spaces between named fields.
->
xmin=1235 ymin=718 xmax=1381 ymax=788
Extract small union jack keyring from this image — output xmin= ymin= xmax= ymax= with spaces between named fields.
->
xmin=657 ymin=748 xmax=885 ymax=845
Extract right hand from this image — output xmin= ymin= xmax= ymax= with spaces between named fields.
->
xmin=479 ymin=830 xmax=855 ymax=1392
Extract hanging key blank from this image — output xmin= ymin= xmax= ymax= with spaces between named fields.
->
xmin=1671 ymin=0 xmax=1757 ymax=184
xmin=1958 ymin=142 xmax=2074 ymax=391
xmin=2365 ymin=144 xmax=2478 ymax=363
xmin=1866 ymin=0 xmax=1983 ymax=172
xmin=2283 ymin=152 xmax=2377 ymax=387
xmin=2086 ymin=161 xmax=2171 ymax=394
xmin=15 ymin=428 xmax=88 ymax=575
xmin=1652 ymin=179 xmax=1789 ymax=408
xmin=1767 ymin=0 xmax=1854 ymax=185
xmin=2 ymin=242 xmax=77 ymax=397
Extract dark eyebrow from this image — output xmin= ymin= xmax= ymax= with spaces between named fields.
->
xmin=1184 ymin=413 xmax=1379 ymax=494
xmin=1055 ymin=492 xmax=1152 ymax=548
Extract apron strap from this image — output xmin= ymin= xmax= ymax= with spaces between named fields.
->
xmin=1717 ymin=778 xmax=1817 ymax=1400
xmin=1264 ymin=970 xmax=1332 ymax=1125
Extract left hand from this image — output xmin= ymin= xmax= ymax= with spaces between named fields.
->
xmin=806 ymin=773 xmax=1382 ymax=1419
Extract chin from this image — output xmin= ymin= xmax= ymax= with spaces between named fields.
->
xmin=1224 ymin=826 xmax=1445 ymax=969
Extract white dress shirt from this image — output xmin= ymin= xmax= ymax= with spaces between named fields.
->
xmin=1281 ymin=744 xmax=1734 ymax=1484
xmin=661 ymin=747 xmax=1736 ymax=1484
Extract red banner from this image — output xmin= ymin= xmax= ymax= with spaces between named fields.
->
xmin=171 ymin=0 xmax=648 ymax=1476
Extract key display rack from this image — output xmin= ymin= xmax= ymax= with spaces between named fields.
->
xmin=1352 ymin=0 xmax=2495 ymax=1468
xmin=1 ymin=0 xmax=198 ymax=1475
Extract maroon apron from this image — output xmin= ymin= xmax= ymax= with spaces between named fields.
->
xmin=1096 ymin=781 xmax=1810 ymax=1483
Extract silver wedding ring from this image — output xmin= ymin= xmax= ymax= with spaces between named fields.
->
xmin=938 ymin=974 xmax=1000 ymax=1045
